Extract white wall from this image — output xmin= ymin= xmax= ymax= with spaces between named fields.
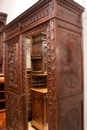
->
xmin=0 ymin=0 xmax=38 ymax=24
xmin=74 ymin=1 xmax=87 ymax=130
xmin=0 ymin=0 xmax=87 ymax=130
xmin=83 ymin=10 xmax=87 ymax=130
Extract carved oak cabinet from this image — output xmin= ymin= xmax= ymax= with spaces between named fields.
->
xmin=3 ymin=0 xmax=84 ymax=130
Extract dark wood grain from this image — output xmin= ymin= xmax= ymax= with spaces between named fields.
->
xmin=3 ymin=0 xmax=84 ymax=130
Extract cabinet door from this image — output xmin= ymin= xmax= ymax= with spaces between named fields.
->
xmin=5 ymin=36 xmax=28 ymax=130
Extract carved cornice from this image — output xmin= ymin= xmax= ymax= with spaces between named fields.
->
xmin=5 ymin=6 xmax=49 ymax=37
xmin=57 ymin=0 xmax=84 ymax=14
xmin=3 ymin=0 xmax=51 ymax=30
xmin=21 ymin=7 xmax=49 ymax=29
xmin=4 ymin=1 xmax=54 ymax=39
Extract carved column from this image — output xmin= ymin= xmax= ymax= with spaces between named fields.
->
xmin=0 ymin=12 xmax=7 ymax=73
xmin=47 ymin=19 xmax=58 ymax=130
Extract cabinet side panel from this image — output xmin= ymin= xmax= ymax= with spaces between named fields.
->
xmin=56 ymin=18 xmax=83 ymax=130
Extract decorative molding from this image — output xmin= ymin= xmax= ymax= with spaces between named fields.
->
xmin=49 ymin=1 xmax=54 ymax=15
xmin=47 ymin=19 xmax=57 ymax=130
xmin=6 ymin=26 xmax=20 ymax=37
xmin=24 ymin=22 xmax=48 ymax=36
xmin=57 ymin=0 xmax=84 ymax=13
xmin=21 ymin=7 xmax=49 ymax=29
xmin=6 ymin=7 xmax=49 ymax=38
xmin=5 ymin=2 xmax=54 ymax=38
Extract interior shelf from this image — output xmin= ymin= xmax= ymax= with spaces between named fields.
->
xmin=0 ymin=99 xmax=5 ymax=102
xmin=0 ymin=74 xmax=5 ymax=112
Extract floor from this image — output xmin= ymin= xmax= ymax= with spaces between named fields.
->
xmin=0 ymin=111 xmax=6 ymax=129
xmin=28 ymin=122 xmax=37 ymax=130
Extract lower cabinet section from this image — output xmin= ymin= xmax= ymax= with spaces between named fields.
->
xmin=31 ymin=88 xmax=48 ymax=130
xmin=0 ymin=112 xmax=6 ymax=130
xmin=0 ymin=74 xmax=6 ymax=129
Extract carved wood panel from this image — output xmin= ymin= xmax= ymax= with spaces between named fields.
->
xmin=5 ymin=36 xmax=28 ymax=130
xmin=58 ymin=29 xmax=82 ymax=99
xmin=59 ymin=102 xmax=82 ymax=130
xmin=57 ymin=21 xmax=83 ymax=130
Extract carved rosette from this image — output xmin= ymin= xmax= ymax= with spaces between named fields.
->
xmin=47 ymin=19 xmax=57 ymax=130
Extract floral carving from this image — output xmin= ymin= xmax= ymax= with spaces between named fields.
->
xmin=8 ymin=44 xmax=17 ymax=88
xmin=47 ymin=19 xmax=57 ymax=130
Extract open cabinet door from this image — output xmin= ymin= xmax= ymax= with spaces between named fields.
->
xmin=4 ymin=36 xmax=28 ymax=130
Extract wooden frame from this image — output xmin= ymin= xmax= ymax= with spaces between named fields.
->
xmin=3 ymin=0 xmax=84 ymax=130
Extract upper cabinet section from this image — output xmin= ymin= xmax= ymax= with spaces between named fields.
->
xmin=31 ymin=32 xmax=47 ymax=74
xmin=3 ymin=0 xmax=84 ymax=42
xmin=56 ymin=0 xmax=84 ymax=27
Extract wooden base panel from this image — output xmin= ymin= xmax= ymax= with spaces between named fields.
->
xmin=0 ymin=127 xmax=6 ymax=130
xmin=31 ymin=119 xmax=48 ymax=130
xmin=0 ymin=112 xmax=6 ymax=130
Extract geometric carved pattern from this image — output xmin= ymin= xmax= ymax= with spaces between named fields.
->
xmin=6 ymin=93 xmax=21 ymax=110
xmin=47 ymin=19 xmax=57 ymax=130
xmin=60 ymin=33 xmax=81 ymax=98
xmin=7 ymin=104 xmax=22 ymax=124
xmin=22 ymin=7 xmax=49 ymax=28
